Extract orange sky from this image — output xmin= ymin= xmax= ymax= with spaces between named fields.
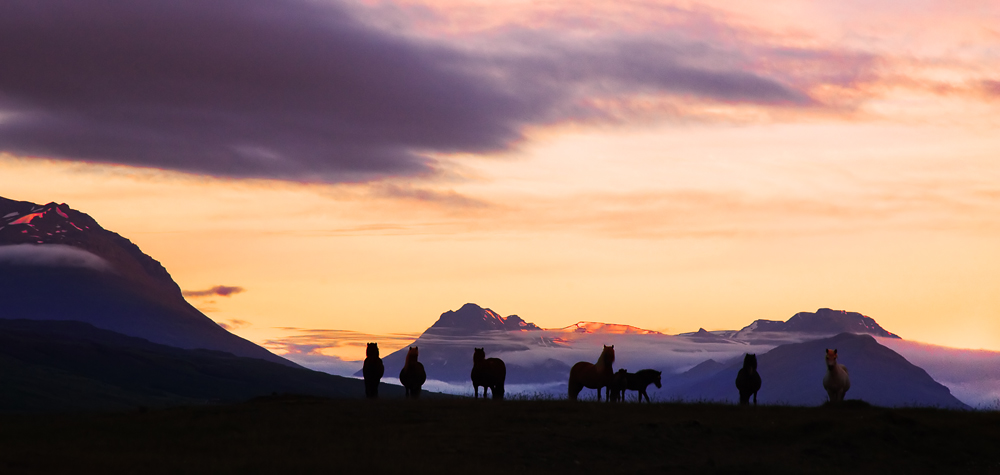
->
xmin=1 ymin=0 xmax=999 ymax=361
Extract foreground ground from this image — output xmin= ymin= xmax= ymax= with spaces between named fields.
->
xmin=0 ymin=396 xmax=997 ymax=474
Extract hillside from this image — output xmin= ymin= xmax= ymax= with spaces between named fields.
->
xmin=0 ymin=319 xmax=408 ymax=412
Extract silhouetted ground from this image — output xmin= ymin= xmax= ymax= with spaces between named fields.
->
xmin=0 ymin=396 xmax=997 ymax=474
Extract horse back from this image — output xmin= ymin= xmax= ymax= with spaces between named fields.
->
xmin=735 ymin=367 xmax=761 ymax=392
xmin=363 ymin=357 xmax=384 ymax=380
xmin=400 ymin=362 xmax=427 ymax=387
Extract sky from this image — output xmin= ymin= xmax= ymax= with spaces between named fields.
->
xmin=1 ymin=0 xmax=999 ymax=362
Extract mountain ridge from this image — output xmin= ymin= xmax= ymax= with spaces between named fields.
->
xmin=0 ymin=196 xmax=293 ymax=367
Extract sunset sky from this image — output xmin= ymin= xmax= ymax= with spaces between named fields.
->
xmin=2 ymin=0 xmax=998 ymax=362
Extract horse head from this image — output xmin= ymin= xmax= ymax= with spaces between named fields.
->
xmin=653 ymin=370 xmax=662 ymax=389
xmin=473 ymin=347 xmax=486 ymax=363
xmin=825 ymin=348 xmax=838 ymax=368
xmin=601 ymin=345 xmax=615 ymax=366
xmin=367 ymin=342 xmax=380 ymax=358
xmin=406 ymin=346 xmax=420 ymax=364
xmin=743 ymin=353 xmax=757 ymax=371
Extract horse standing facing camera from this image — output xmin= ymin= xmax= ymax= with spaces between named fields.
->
xmin=399 ymin=346 xmax=427 ymax=399
xmin=362 ymin=342 xmax=384 ymax=399
xmin=568 ymin=345 xmax=615 ymax=401
xmin=823 ymin=348 xmax=850 ymax=403
xmin=471 ymin=348 xmax=506 ymax=400
xmin=735 ymin=353 xmax=762 ymax=406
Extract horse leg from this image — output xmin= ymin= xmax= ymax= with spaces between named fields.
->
xmin=484 ymin=386 xmax=490 ymax=399
xmin=494 ymin=384 xmax=504 ymax=400
xmin=753 ymin=391 xmax=758 ymax=406
xmin=640 ymin=389 xmax=648 ymax=403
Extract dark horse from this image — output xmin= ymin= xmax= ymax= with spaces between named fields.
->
xmin=735 ymin=353 xmax=762 ymax=406
xmin=471 ymin=348 xmax=506 ymax=400
xmin=362 ymin=342 xmax=385 ymax=399
xmin=398 ymin=346 xmax=427 ymax=399
xmin=568 ymin=345 xmax=615 ymax=401
xmin=608 ymin=369 xmax=628 ymax=402
xmin=623 ymin=369 xmax=662 ymax=403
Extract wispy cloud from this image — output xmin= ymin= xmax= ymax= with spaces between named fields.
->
xmin=217 ymin=319 xmax=251 ymax=331
xmin=182 ymin=285 xmax=245 ymax=298
xmin=263 ymin=328 xmax=421 ymax=356
xmin=0 ymin=244 xmax=112 ymax=271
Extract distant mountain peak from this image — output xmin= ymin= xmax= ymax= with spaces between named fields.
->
xmin=555 ymin=322 xmax=661 ymax=335
xmin=425 ymin=303 xmax=542 ymax=334
xmin=734 ymin=308 xmax=900 ymax=340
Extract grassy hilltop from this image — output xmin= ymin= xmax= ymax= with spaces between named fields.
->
xmin=0 ymin=397 xmax=997 ymax=474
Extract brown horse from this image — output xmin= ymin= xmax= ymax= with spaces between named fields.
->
xmin=471 ymin=348 xmax=506 ymax=400
xmin=568 ymin=345 xmax=615 ymax=401
xmin=362 ymin=342 xmax=384 ymax=399
xmin=823 ymin=348 xmax=850 ymax=403
xmin=399 ymin=346 xmax=427 ymax=399
xmin=608 ymin=368 xmax=628 ymax=402
xmin=735 ymin=353 xmax=761 ymax=406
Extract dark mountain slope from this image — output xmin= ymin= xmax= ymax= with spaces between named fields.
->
xmin=0 ymin=197 xmax=291 ymax=366
xmin=0 ymin=319 xmax=407 ymax=413
xmin=668 ymin=333 xmax=967 ymax=409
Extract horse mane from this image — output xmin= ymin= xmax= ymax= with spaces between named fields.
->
xmin=598 ymin=345 xmax=615 ymax=366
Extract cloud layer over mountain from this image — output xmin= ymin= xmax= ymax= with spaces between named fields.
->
xmin=0 ymin=244 xmax=112 ymax=271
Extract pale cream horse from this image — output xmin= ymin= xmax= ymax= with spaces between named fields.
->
xmin=822 ymin=348 xmax=850 ymax=402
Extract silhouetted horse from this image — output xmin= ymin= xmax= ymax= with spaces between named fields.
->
xmin=471 ymin=348 xmax=506 ymax=400
xmin=608 ymin=369 xmax=628 ymax=402
xmin=362 ymin=342 xmax=385 ymax=399
xmin=735 ymin=353 xmax=761 ymax=406
xmin=823 ymin=348 xmax=850 ymax=403
xmin=568 ymin=345 xmax=615 ymax=401
xmin=624 ymin=369 xmax=662 ymax=403
xmin=399 ymin=346 xmax=427 ymax=399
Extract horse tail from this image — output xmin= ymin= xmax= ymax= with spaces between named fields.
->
xmin=568 ymin=380 xmax=583 ymax=401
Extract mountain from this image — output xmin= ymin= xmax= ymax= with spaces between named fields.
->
xmin=732 ymin=308 xmax=900 ymax=343
xmin=0 ymin=319 xmax=408 ymax=412
xmin=0 ymin=197 xmax=291 ymax=366
xmin=359 ymin=303 xmax=569 ymax=384
xmin=665 ymin=333 xmax=967 ymax=409
xmin=424 ymin=303 xmax=542 ymax=335
xmin=555 ymin=322 xmax=661 ymax=335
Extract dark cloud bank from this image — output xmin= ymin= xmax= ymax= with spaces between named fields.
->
xmin=0 ymin=0 xmax=861 ymax=183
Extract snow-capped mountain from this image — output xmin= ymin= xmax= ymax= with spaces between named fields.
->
xmin=731 ymin=308 xmax=900 ymax=343
xmin=554 ymin=322 xmax=661 ymax=335
xmin=424 ymin=302 xmax=542 ymax=335
xmin=0 ymin=196 xmax=292 ymax=366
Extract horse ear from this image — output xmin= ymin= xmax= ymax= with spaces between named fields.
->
xmin=834 ymin=349 xmax=838 ymax=354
